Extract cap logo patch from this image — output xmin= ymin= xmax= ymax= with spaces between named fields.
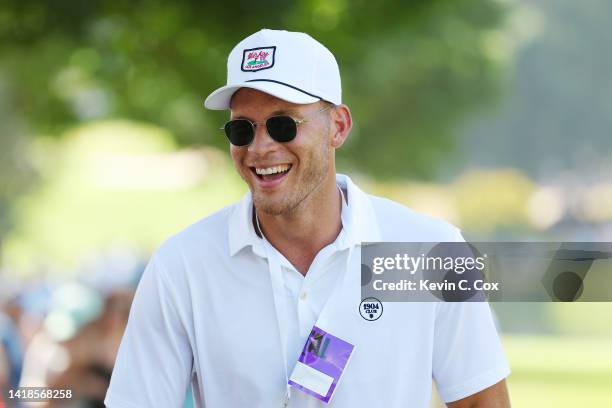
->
xmin=241 ymin=46 xmax=276 ymax=72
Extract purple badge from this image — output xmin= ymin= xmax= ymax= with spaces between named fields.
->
xmin=288 ymin=326 xmax=355 ymax=403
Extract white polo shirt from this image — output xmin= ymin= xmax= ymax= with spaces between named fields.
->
xmin=105 ymin=174 xmax=510 ymax=408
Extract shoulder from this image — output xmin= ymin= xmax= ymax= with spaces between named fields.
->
xmin=368 ymin=194 xmax=463 ymax=242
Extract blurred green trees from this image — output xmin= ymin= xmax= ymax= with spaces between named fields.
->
xmin=459 ymin=0 xmax=612 ymax=178
xmin=0 ymin=0 xmax=506 ymax=178
xmin=0 ymin=0 xmax=508 ymax=250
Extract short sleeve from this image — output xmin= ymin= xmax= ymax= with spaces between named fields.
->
xmin=105 ymin=254 xmax=193 ymax=408
xmin=432 ymin=301 xmax=510 ymax=403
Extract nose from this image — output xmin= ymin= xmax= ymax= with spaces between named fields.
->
xmin=247 ymin=121 xmax=278 ymax=156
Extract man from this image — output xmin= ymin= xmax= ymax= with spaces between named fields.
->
xmin=105 ymin=29 xmax=510 ymax=407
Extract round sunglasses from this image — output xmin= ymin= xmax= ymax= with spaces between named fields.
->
xmin=221 ymin=105 xmax=333 ymax=146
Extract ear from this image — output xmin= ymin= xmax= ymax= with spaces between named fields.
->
xmin=329 ymin=104 xmax=352 ymax=149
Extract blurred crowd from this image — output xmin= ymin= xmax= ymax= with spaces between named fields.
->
xmin=0 ymin=252 xmax=143 ymax=408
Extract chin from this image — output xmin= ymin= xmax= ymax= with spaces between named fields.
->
xmin=252 ymin=195 xmax=294 ymax=216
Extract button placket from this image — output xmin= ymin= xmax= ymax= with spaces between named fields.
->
xmin=296 ymin=281 xmax=311 ymax=339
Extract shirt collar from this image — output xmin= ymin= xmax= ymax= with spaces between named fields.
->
xmin=227 ymin=173 xmax=381 ymax=257
xmin=228 ymin=190 xmax=263 ymax=257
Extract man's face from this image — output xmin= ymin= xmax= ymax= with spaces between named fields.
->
xmin=229 ymin=88 xmax=334 ymax=215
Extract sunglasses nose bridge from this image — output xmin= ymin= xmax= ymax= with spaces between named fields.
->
xmin=247 ymin=120 xmax=278 ymax=153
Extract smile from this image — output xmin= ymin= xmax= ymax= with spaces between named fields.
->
xmin=255 ymin=164 xmax=291 ymax=176
xmin=250 ymin=164 xmax=292 ymax=188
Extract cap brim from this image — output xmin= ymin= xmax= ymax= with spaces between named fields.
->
xmin=204 ymin=81 xmax=320 ymax=110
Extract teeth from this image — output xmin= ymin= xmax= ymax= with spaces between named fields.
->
xmin=255 ymin=164 xmax=291 ymax=175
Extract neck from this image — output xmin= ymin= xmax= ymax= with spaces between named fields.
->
xmin=256 ymin=173 xmax=343 ymax=275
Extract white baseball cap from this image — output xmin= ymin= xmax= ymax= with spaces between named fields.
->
xmin=204 ymin=29 xmax=341 ymax=110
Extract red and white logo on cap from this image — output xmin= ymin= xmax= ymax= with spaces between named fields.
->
xmin=241 ymin=46 xmax=276 ymax=72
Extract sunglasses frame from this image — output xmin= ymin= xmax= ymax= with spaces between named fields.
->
xmin=221 ymin=104 xmax=333 ymax=146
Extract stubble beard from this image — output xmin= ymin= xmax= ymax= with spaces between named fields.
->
xmin=251 ymin=146 xmax=330 ymax=217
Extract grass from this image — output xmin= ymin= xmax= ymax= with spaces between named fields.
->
xmin=502 ymin=335 xmax=612 ymax=407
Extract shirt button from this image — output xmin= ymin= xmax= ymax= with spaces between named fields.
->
xmin=299 ymin=292 xmax=308 ymax=301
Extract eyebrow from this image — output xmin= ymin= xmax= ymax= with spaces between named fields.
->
xmin=231 ymin=108 xmax=298 ymax=121
xmin=271 ymin=108 xmax=297 ymax=116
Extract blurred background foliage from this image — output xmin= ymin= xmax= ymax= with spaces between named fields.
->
xmin=0 ymin=0 xmax=513 ymax=267
xmin=0 ymin=0 xmax=506 ymax=200
xmin=1 ymin=0 xmax=612 ymax=406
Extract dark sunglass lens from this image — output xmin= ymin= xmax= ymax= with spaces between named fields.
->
xmin=224 ymin=120 xmax=254 ymax=146
xmin=266 ymin=116 xmax=297 ymax=143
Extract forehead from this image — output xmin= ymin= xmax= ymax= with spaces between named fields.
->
xmin=229 ymin=88 xmax=302 ymax=118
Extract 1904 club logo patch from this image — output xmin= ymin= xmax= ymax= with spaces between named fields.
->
xmin=359 ymin=297 xmax=383 ymax=321
xmin=241 ymin=46 xmax=276 ymax=72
